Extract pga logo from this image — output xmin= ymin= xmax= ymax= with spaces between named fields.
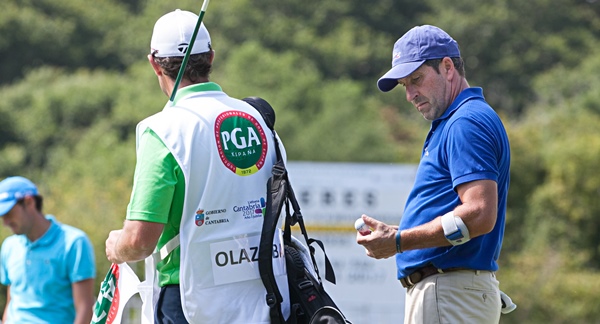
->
xmin=215 ymin=111 xmax=268 ymax=176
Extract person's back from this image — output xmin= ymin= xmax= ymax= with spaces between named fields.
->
xmin=104 ymin=9 xmax=289 ymax=323
xmin=141 ymin=85 xmax=291 ymax=323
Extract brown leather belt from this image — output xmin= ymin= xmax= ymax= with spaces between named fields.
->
xmin=399 ymin=265 xmax=471 ymax=288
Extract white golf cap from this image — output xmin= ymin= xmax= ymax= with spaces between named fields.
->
xmin=150 ymin=9 xmax=211 ymax=58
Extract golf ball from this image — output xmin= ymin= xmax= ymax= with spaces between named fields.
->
xmin=354 ymin=218 xmax=371 ymax=235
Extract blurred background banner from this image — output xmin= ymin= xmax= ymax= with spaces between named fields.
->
xmin=287 ymin=162 xmax=417 ymax=323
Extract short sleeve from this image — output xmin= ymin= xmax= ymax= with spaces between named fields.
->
xmin=446 ymin=117 xmax=499 ymax=188
xmin=127 ymin=127 xmax=180 ymax=223
xmin=0 ymin=241 xmax=10 ymax=285
xmin=68 ymin=235 xmax=96 ymax=283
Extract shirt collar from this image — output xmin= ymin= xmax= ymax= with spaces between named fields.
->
xmin=26 ymin=215 xmax=60 ymax=248
xmin=172 ymin=82 xmax=223 ymax=105
xmin=435 ymin=87 xmax=484 ymax=122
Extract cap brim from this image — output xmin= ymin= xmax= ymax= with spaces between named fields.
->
xmin=377 ymin=60 xmax=425 ymax=92
xmin=0 ymin=200 xmax=17 ymax=217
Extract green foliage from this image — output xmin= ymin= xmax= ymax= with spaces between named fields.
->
xmin=0 ymin=68 xmax=129 ymax=168
xmin=505 ymin=47 xmax=600 ymax=270
xmin=217 ymin=41 xmax=402 ymax=162
xmin=44 ymin=120 xmax=138 ymax=283
xmin=497 ymin=45 xmax=600 ymax=321
xmin=208 ymin=0 xmax=426 ymax=85
xmin=522 ymin=110 xmax=600 ymax=264
xmin=423 ymin=0 xmax=600 ymax=116
xmin=0 ymin=0 xmax=134 ymax=84
xmin=499 ymin=249 xmax=600 ymax=324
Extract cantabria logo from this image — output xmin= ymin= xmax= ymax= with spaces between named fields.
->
xmin=215 ymin=110 xmax=268 ymax=176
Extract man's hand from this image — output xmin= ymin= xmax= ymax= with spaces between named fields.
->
xmin=355 ymin=214 xmax=398 ymax=259
xmin=105 ymin=220 xmax=165 ymax=264
xmin=105 ymin=229 xmax=124 ymax=264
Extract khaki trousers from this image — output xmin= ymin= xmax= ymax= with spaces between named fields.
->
xmin=404 ymin=270 xmax=501 ymax=324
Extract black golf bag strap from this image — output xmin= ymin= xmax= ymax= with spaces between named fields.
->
xmin=245 ymin=96 xmax=287 ymax=323
xmin=259 ymin=172 xmax=287 ymax=324
xmin=245 ymin=96 xmax=337 ymax=322
xmin=284 ymin=194 xmax=336 ymax=285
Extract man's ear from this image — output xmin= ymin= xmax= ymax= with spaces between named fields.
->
xmin=22 ymin=195 xmax=36 ymax=210
xmin=442 ymin=57 xmax=455 ymax=80
xmin=209 ymin=50 xmax=215 ymax=64
xmin=148 ymin=54 xmax=164 ymax=76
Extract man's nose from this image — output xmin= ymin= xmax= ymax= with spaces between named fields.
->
xmin=405 ymin=84 xmax=418 ymax=103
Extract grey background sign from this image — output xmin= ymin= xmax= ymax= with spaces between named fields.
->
xmin=287 ymin=162 xmax=417 ymax=324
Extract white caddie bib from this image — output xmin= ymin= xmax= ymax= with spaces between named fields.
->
xmin=138 ymin=90 xmax=290 ymax=323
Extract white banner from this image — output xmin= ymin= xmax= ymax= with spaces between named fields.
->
xmin=287 ymin=162 xmax=417 ymax=324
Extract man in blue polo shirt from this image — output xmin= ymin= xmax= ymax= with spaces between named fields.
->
xmin=356 ymin=25 xmax=512 ymax=323
xmin=0 ymin=176 xmax=96 ymax=324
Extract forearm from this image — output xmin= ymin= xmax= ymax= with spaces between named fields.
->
xmin=398 ymin=216 xmax=451 ymax=252
xmin=72 ymin=278 xmax=95 ymax=324
xmin=73 ymin=305 xmax=93 ymax=324
xmin=3 ymin=286 xmax=10 ymax=323
xmin=358 ymin=179 xmax=498 ymax=258
xmin=110 ymin=231 xmax=155 ymax=263
xmin=399 ymin=206 xmax=495 ymax=252
xmin=106 ymin=220 xmax=164 ymax=264
xmin=3 ymin=302 xmax=8 ymax=322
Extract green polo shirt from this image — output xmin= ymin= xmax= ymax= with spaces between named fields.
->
xmin=126 ymin=82 xmax=224 ymax=286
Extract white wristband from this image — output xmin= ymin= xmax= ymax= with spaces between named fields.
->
xmin=441 ymin=211 xmax=470 ymax=245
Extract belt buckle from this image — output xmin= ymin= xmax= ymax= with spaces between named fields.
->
xmin=400 ymin=270 xmax=422 ymax=288
xmin=399 ymin=277 xmax=410 ymax=288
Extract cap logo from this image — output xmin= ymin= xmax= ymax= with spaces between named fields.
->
xmin=177 ymin=42 xmax=189 ymax=54
xmin=215 ymin=111 xmax=268 ymax=176
xmin=393 ymin=52 xmax=402 ymax=59
xmin=0 ymin=191 xmax=34 ymax=202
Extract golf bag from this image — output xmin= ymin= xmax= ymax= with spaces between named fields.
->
xmin=243 ymin=97 xmax=350 ymax=324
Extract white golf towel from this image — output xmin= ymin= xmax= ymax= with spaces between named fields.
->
xmin=91 ymin=263 xmax=141 ymax=324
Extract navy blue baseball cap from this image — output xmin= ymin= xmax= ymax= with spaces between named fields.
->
xmin=377 ymin=25 xmax=460 ymax=92
xmin=0 ymin=176 xmax=38 ymax=216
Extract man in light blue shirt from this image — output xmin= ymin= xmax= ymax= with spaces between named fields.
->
xmin=0 ymin=176 xmax=96 ymax=324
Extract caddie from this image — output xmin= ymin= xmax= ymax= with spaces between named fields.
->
xmin=104 ymin=9 xmax=290 ymax=323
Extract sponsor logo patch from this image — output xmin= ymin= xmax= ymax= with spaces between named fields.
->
xmin=195 ymin=208 xmax=228 ymax=226
xmin=215 ymin=110 xmax=268 ymax=176
xmin=233 ymin=198 xmax=266 ymax=219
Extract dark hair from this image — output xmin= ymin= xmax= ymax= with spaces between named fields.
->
xmin=423 ymin=57 xmax=465 ymax=77
xmin=16 ymin=195 xmax=44 ymax=212
xmin=151 ymin=50 xmax=213 ymax=82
